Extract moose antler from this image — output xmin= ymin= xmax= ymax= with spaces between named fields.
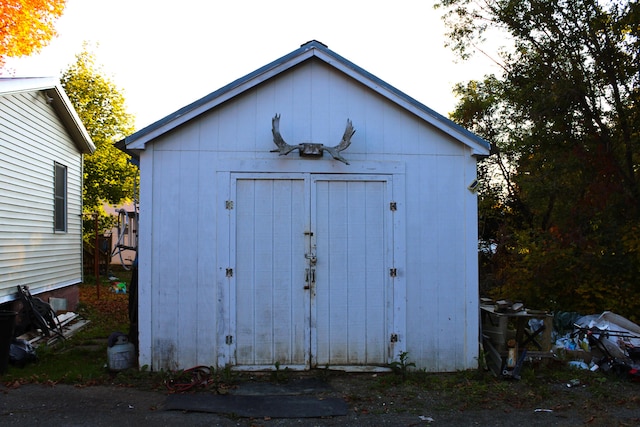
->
xmin=271 ymin=114 xmax=302 ymax=156
xmin=323 ymin=119 xmax=355 ymax=165
xmin=270 ymin=114 xmax=355 ymax=164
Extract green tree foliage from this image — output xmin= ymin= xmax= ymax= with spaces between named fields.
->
xmin=60 ymin=46 xmax=138 ymax=241
xmin=437 ymin=0 xmax=640 ymax=320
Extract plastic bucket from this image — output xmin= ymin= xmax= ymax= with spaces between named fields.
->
xmin=107 ymin=342 xmax=135 ymax=371
xmin=0 ymin=311 xmax=17 ymax=374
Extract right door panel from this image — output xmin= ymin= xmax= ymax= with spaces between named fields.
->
xmin=312 ymin=176 xmax=391 ymax=366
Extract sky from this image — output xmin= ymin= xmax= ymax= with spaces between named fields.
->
xmin=4 ymin=0 xmax=502 ymax=131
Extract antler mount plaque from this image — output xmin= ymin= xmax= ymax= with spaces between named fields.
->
xmin=271 ymin=114 xmax=355 ymax=165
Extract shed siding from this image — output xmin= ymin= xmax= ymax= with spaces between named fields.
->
xmin=137 ymin=59 xmax=480 ymax=372
xmin=0 ymin=91 xmax=84 ymax=301
xmin=405 ymin=150 xmax=479 ymax=371
xmin=142 ymin=146 xmax=221 ymax=369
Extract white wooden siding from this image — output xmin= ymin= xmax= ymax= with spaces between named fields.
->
xmin=404 ymin=151 xmax=479 ymax=371
xmin=0 ymin=91 xmax=84 ymax=302
xmin=138 ymin=59 xmax=479 ymax=372
xmin=143 ymin=148 xmax=220 ymax=370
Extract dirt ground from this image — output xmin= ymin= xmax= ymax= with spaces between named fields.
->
xmin=1 ymin=368 xmax=639 ymax=426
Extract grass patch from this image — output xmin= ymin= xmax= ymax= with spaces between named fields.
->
xmin=360 ymin=361 xmax=639 ymax=414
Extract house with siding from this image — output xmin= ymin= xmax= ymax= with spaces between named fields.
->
xmin=120 ymin=41 xmax=490 ymax=372
xmin=0 ymin=77 xmax=95 ymax=314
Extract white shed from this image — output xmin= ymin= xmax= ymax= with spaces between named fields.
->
xmin=0 ymin=77 xmax=95 ymax=309
xmin=120 ymin=41 xmax=490 ymax=372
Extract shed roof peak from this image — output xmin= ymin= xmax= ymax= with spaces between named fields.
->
xmin=301 ymin=40 xmax=328 ymax=48
xmin=120 ymin=41 xmax=491 ymax=156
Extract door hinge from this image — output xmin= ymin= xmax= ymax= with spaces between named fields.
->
xmin=390 ymin=334 xmax=398 ymax=343
xmin=225 ymin=335 xmax=233 ymax=345
xmin=225 ymin=200 xmax=234 ymax=210
xmin=226 ymin=268 xmax=233 ymax=277
xmin=389 ymin=268 xmax=397 ymax=277
xmin=390 ymin=201 xmax=397 ymax=211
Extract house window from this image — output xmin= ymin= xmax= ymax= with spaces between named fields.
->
xmin=54 ymin=162 xmax=67 ymax=232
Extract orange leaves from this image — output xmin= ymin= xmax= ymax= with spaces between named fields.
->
xmin=79 ymin=282 xmax=129 ymax=327
xmin=0 ymin=0 xmax=66 ymax=67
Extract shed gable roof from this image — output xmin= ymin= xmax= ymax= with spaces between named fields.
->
xmin=121 ymin=40 xmax=490 ymax=156
xmin=0 ymin=77 xmax=95 ymax=154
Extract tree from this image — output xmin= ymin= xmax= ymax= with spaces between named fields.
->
xmin=0 ymin=0 xmax=66 ymax=68
xmin=60 ymin=46 xmax=138 ymax=241
xmin=437 ymin=0 xmax=640 ymax=320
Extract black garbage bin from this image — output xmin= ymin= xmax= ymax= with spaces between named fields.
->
xmin=0 ymin=310 xmax=17 ymax=374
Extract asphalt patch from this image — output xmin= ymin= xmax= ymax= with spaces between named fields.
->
xmin=165 ymin=378 xmax=346 ymax=418
xmin=228 ymin=377 xmax=332 ymax=396
xmin=164 ymin=393 xmax=348 ymax=418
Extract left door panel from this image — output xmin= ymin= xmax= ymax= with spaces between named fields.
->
xmin=234 ymin=178 xmax=309 ymax=367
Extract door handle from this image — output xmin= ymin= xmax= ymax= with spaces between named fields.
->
xmin=304 ymin=267 xmax=315 ymax=290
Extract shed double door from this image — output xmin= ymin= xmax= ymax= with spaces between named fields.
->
xmin=231 ymin=173 xmax=393 ymax=369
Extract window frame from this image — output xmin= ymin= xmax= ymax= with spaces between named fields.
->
xmin=54 ymin=162 xmax=67 ymax=232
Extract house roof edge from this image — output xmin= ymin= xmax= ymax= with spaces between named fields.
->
xmin=0 ymin=77 xmax=96 ymax=154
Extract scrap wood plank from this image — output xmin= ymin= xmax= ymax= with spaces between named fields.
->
xmin=16 ymin=312 xmax=91 ymax=347
xmin=43 ymin=316 xmax=91 ymax=346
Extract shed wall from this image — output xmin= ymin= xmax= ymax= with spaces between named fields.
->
xmin=0 ymin=91 xmax=84 ymax=302
xmin=138 ymin=60 xmax=479 ymax=371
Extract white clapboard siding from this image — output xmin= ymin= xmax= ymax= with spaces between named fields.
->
xmin=0 ymin=90 xmax=84 ymax=301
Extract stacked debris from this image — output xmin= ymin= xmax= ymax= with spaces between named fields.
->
xmin=480 ymin=299 xmax=640 ymax=381
xmin=9 ymin=285 xmax=90 ymax=367
xmin=16 ymin=285 xmax=64 ymax=339
xmin=480 ymin=300 xmax=554 ymax=379
xmin=554 ymin=311 xmax=640 ymax=380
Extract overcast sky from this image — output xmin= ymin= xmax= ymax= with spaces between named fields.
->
xmin=4 ymin=0 xmax=502 ymax=131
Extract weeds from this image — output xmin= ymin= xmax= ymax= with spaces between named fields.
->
xmin=270 ymin=361 xmax=290 ymax=383
xmin=476 ymin=348 xmax=488 ymax=371
xmin=219 ymin=364 xmax=238 ymax=384
xmin=389 ymin=351 xmax=416 ymax=382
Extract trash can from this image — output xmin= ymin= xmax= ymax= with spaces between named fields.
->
xmin=0 ymin=310 xmax=17 ymax=374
